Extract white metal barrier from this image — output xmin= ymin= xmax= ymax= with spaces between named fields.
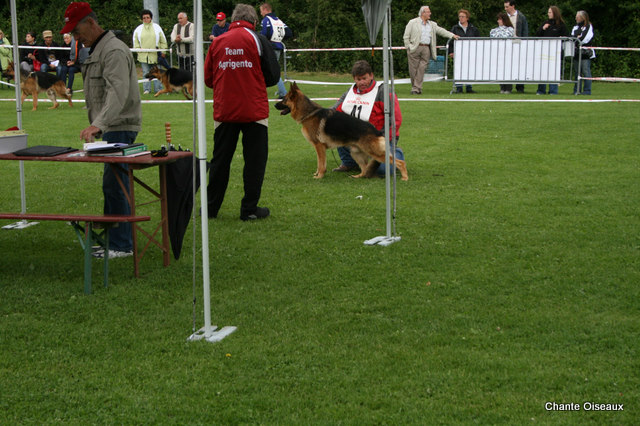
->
xmin=448 ymin=37 xmax=578 ymax=85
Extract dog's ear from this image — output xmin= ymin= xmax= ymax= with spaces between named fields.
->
xmin=290 ymin=81 xmax=298 ymax=92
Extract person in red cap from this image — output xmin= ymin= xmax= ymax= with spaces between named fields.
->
xmin=61 ymin=2 xmax=142 ymax=258
xmin=209 ymin=12 xmax=229 ymax=41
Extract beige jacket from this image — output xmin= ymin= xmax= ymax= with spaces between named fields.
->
xmin=82 ymin=31 xmax=142 ymax=133
xmin=403 ymin=17 xmax=455 ymax=60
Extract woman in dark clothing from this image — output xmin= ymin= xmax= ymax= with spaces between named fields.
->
xmin=536 ymin=6 xmax=567 ymax=95
xmin=571 ymin=10 xmax=595 ymax=95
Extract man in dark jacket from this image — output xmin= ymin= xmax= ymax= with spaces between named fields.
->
xmin=504 ymin=1 xmax=528 ymax=93
xmin=449 ymin=9 xmax=480 ymax=94
xmin=204 ymin=3 xmax=280 ymax=221
xmin=39 ymin=30 xmax=60 ymax=73
xmin=260 ymin=2 xmax=292 ymax=98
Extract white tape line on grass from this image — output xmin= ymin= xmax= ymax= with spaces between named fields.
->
xmin=2 ymin=98 xmax=639 ymax=105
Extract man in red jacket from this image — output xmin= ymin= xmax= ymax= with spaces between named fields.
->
xmin=204 ymin=3 xmax=280 ymax=221
xmin=332 ymin=60 xmax=403 ymax=175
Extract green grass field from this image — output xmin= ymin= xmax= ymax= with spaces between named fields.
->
xmin=0 ymin=76 xmax=638 ymax=423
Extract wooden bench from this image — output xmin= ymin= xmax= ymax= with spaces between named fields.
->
xmin=0 ymin=213 xmax=150 ymax=294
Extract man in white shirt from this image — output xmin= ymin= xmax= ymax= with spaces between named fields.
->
xmin=403 ymin=6 xmax=458 ymax=95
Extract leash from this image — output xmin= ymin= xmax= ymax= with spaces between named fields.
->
xmin=297 ymin=107 xmax=322 ymax=123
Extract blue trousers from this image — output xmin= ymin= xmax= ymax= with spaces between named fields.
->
xmin=337 ymin=145 xmax=405 ymax=176
xmin=573 ymin=58 xmax=592 ymax=95
xmin=102 ymin=131 xmax=138 ymax=251
xmin=57 ymin=65 xmax=80 ymax=90
xmin=274 ymin=49 xmax=287 ymax=98
xmin=141 ymin=62 xmax=163 ymax=93
xmin=537 ymin=84 xmax=558 ymax=95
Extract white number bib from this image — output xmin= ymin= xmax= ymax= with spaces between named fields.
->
xmin=341 ymin=82 xmax=381 ymax=122
xmin=267 ymin=16 xmax=286 ymax=43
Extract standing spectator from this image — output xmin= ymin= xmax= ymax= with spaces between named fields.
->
xmin=171 ymin=12 xmax=194 ymax=72
xmin=503 ymin=1 xmax=528 ymax=93
xmin=536 ymin=6 xmax=567 ymax=95
xmin=19 ymin=32 xmax=38 ymax=74
xmin=133 ymin=9 xmax=168 ymax=94
xmin=204 ymin=3 xmax=280 ymax=221
xmin=39 ymin=30 xmax=60 ymax=73
xmin=0 ymin=30 xmax=11 ymax=75
xmin=61 ymin=1 xmax=142 ymax=258
xmin=571 ymin=10 xmax=595 ymax=95
xmin=403 ymin=6 xmax=458 ymax=95
xmin=209 ymin=12 xmax=230 ymax=40
xmin=449 ymin=9 xmax=481 ymax=94
xmin=332 ymin=60 xmax=403 ymax=176
xmin=490 ymin=12 xmax=515 ymax=94
xmin=259 ymin=3 xmax=291 ymax=98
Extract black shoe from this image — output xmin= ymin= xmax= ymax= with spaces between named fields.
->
xmin=240 ymin=206 xmax=270 ymax=221
xmin=332 ymin=164 xmax=356 ymax=172
xmin=466 ymin=89 xmax=476 ymax=94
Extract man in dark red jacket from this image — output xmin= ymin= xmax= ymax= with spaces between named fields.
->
xmin=204 ymin=3 xmax=279 ymax=221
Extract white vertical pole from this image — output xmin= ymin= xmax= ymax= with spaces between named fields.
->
xmin=192 ymin=0 xmax=213 ymax=338
xmin=382 ymin=8 xmax=391 ymax=239
xmin=187 ymin=0 xmax=236 ymax=343
xmin=363 ymin=4 xmax=400 ymax=247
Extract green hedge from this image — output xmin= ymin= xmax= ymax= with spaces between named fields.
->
xmin=1 ymin=0 xmax=637 ymax=78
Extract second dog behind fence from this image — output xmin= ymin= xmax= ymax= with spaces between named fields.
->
xmin=144 ymin=66 xmax=193 ymax=100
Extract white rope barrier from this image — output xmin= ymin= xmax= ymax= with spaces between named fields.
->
xmin=583 ymin=77 xmax=640 ymax=83
xmin=2 ymin=97 xmax=639 ymax=105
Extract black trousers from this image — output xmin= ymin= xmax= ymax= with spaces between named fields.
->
xmin=207 ymin=122 xmax=268 ymax=217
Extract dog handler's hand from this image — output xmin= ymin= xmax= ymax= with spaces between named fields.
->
xmin=80 ymin=125 xmax=101 ymax=142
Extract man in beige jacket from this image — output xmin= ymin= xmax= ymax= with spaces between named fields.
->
xmin=61 ymin=1 xmax=142 ymax=258
xmin=403 ymin=6 xmax=458 ymax=94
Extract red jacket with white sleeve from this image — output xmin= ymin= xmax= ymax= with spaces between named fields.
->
xmin=204 ymin=21 xmax=270 ymax=123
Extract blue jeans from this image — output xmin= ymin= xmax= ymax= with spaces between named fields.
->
xmin=537 ymin=84 xmax=558 ymax=95
xmin=337 ymin=145 xmax=405 ymax=176
xmin=573 ymin=58 xmax=592 ymax=94
xmin=57 ymin=65 xmax=80 ymax=90
xmin=454 ymin=84 xmax=473 ymax=92
xmin=141 ymin=62 xmax=163 ymax=93
xmin=101 ymin=131 xmax=138 ymax=251
xmin=274 ymin=49 xmax=287 ymax=98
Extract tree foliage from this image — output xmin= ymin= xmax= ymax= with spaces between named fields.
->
xmin=1 ymin=0 xmax=638 ymax=77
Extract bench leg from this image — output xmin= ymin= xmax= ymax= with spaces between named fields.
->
xmin=84 ymin=222 xmax=93 ymax=295
xmin=103 ymin=228 xmax=109 ymax=288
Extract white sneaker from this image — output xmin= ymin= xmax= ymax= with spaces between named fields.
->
xmin=143 ymin=90 xmax=150 ymax=95
xmin=92 ymin=249 xmax=133 ymax=259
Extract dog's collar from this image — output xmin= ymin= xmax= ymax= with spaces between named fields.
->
xmin=298 ymin=108 xmax=322 ymax=123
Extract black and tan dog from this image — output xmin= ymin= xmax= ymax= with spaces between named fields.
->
xmin=144 ymin=66 xmax=193 ymax=100
xmin=275 ymin=82 xmax=408 ymax=181
xmin=2 ymin=61 xmax=72 ymax=111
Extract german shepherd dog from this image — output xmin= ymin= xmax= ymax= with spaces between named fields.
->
xmin=144 ymin=66 xmax=193 ymax=99
xmin=274 ymin=82 xmax=408 ymax=181
xmin=2 ymin=62 xmax=72 ymax=111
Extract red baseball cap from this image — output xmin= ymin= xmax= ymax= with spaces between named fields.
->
xmin=216 ymin=12 xmax=226 ymax=21
xmin=60 ymin=2 xmax=93 ymax=34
